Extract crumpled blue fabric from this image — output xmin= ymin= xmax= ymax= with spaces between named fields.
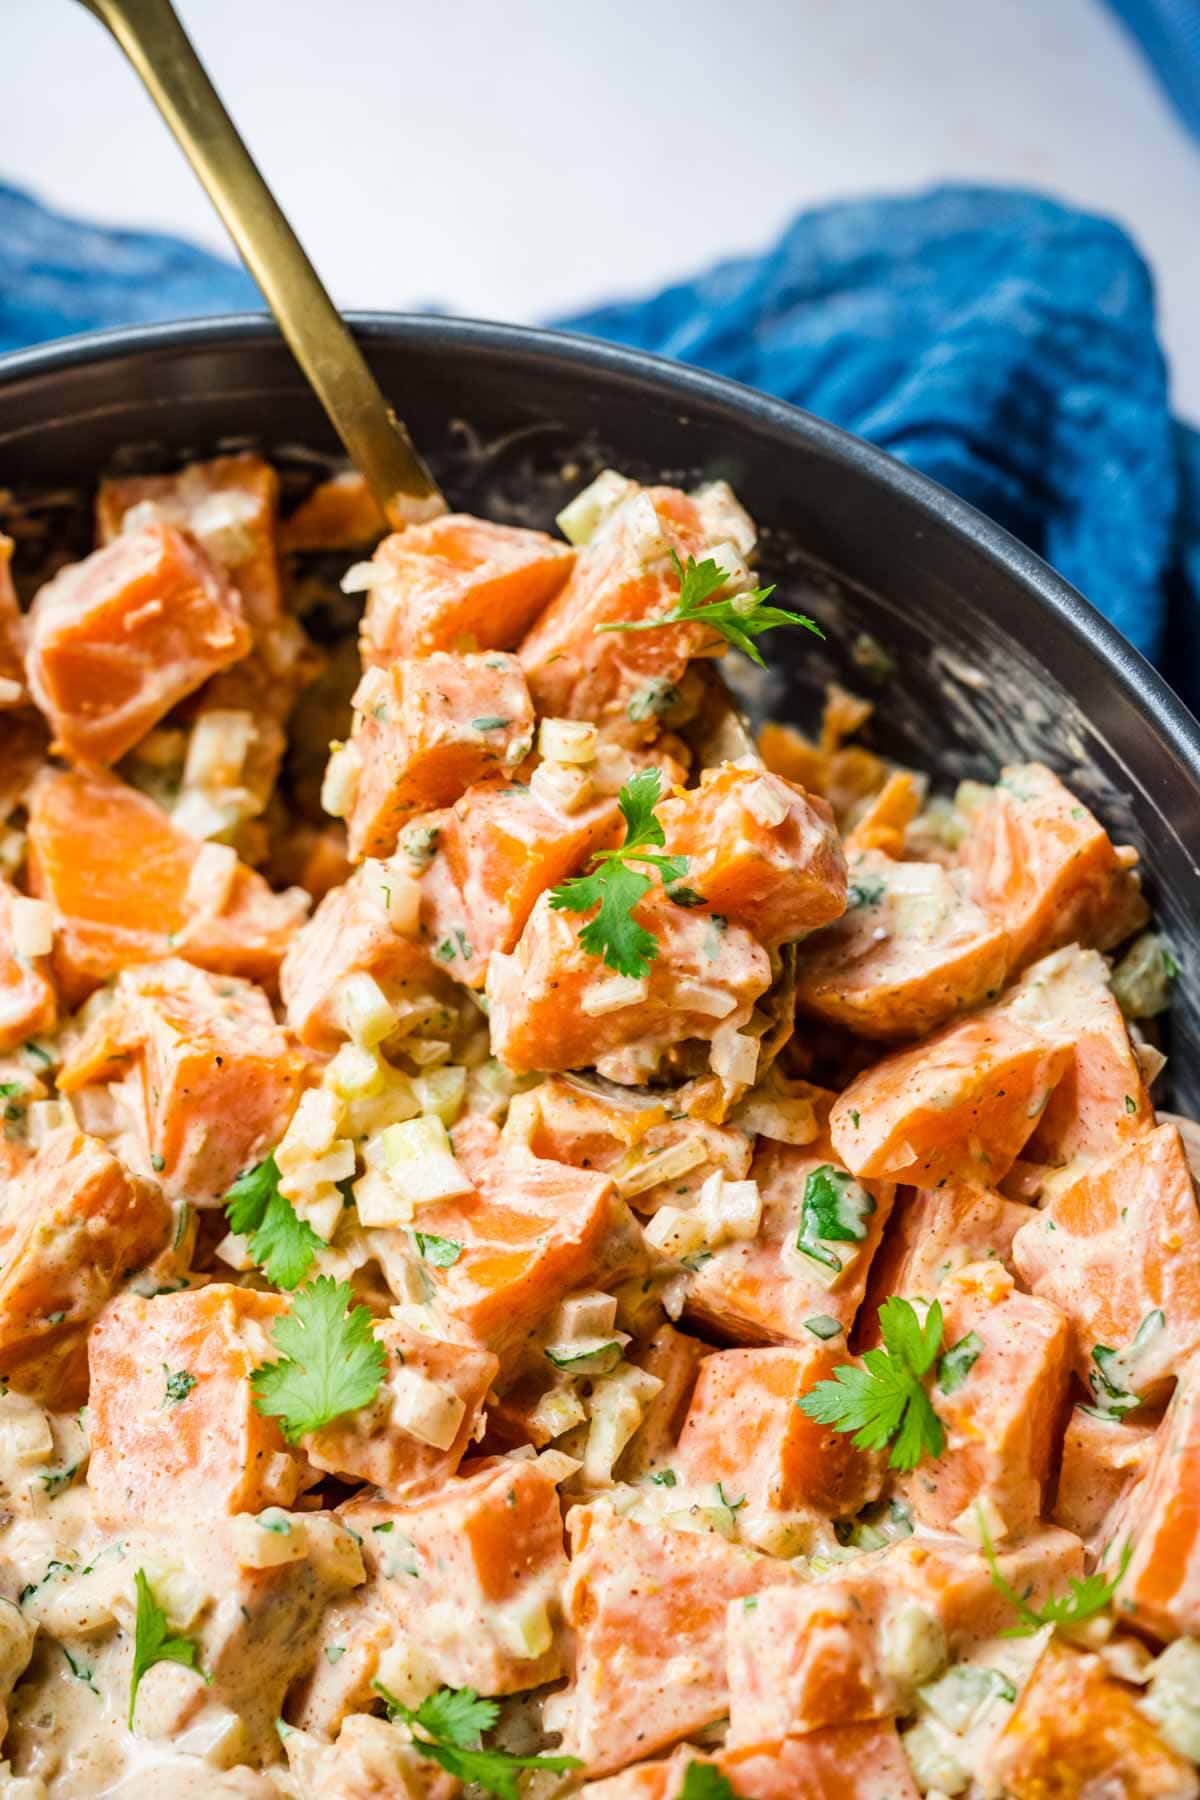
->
xmin=2 ymin=177 xmax=1199 ymax=708
xmin=1104 ymin=0 xmax=1200 ymax=141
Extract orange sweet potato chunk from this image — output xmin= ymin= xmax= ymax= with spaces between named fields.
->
xmin=794 ymin=848 xmax=1010 ymax=1041
xmin=860 ymin=1181 xmax=1030 ymax=1335
xmin=27 ymin=767 xmax=308 ymax=1005
xmin=580 ymin=1726 xmax=920 ymax=1800
xmin=959 ymin=762 xmax=1149 ymax=971
xmin=894 ymin=1261 xmax=1072 ymax=1537
xmin=278 ymin=469 xmax=385 ymax=553
xmin=554 ymin=1502 xmax=799 ymax=1775
xmin=97 ymin=451 xmax=283 ymax=633
xmin=1012 ymin=1124 xmax=1200 ymax=1401
xmin=324 ymin=1456 xmax=569 ymax=1700
xmin=686 ymin=1115 xmax=896 ymax=1348
xmin=25 ymin=523 xmax=251 ymax=765
xmin=1053 ymin=1406 xmax=1157 ymax=1550
xmin=656 ymin=765 xmax=846 ymax=947
xmin=87 ymin=1285 xmax=306 ymax=1526
xmin=361 ymin=515 xmax=574 ymax=662
xmin=57 ymin=958 xmax=304 ymax=1203
xmin=416 ymin=1125 xmax=645 ymax=1370
xmin=1112 ymin=1352 xmax=1200 ymax=1640
xmin=985 ymin=1640 xmax=1196 ymax=1797
xmin=0 ymin=534 xmax=27 ymax=704
xmin=487 ymin=888 xmax=771 ymax=1078
xmin=0 ymin=1128 xmax=169 ymax=1408
xmin=0 ymin=873 xmax=57 ymax=1053
xmin=526 ymin=1073 xmax=752 ymax=1212
xmin=419 ymin=778 xmax=620 ymax=988
xmin=674 ymin=1344 xmax=883 ymax=1543
xmin=519 ymin=485 xmax=719 ymax=741
xmin=303 ymin=1319 xmax=497 ymax=1500
xmin=830 ymin=1004 xmax=1071 ymax=1186
xmin=345 ymin=651 xmax=535 ymax=859
xmin=279 ymin=858 xmax=441 ymax=1050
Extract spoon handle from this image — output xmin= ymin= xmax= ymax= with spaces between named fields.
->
xmin=78 ymin=0 xmax=444 ymax=527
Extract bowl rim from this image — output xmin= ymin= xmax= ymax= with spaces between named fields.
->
xmin=3 ymin=307 xmax=1198 ymax=794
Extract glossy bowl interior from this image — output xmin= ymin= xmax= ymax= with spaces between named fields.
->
xmin=1 ymin=313 xmax=1198 ymax=1101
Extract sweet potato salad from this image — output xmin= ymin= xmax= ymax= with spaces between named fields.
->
xmin=0 ymin=456 xmax=1195 ymax=1798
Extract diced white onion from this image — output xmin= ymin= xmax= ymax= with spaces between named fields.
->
xmin=230 ymin=1511 xmax=308 ymax=1569
xmin=581 ymin=974 xmax=650 ymax=1017
xmin=389 ymin=1365 xmax=466 ymax=1450
xmin=952 ymin=1493 xmax=1007 ymax=1545
xmin=697 ymin=1171 xmax=762 ymax=1245
xmin=10 ymin=898 xmax=52 ymax=959
xmin=537 ymin=718 xmax=598 ymax=765
xmin=278 ymin=1088 xmax=344 ymax=1163
xmin=529 ymin=759 xmax=594 ymax=814
xmin=692 ymin=479 xmax=757 ymax=559
xmin=643 ymin=1206 xmax=709 ymax=1259
xmin=379 ymin=1115 xmax=474 ymax=1206
xmin=215 ymin=1230 xmax=256 ymax=1272
xmin=183 ymin=841 xmax=238 ymax=919
xmin=183 ymin=710 xmax=254 ymax=792
xmin=704 ymin=538 xmax=752 ymax=595
xmin=321 ymin=741 xmax=362 ymax=821
xmin=583 ymin=1364 xmax=662 ymax=1485
xmin=411 ymin=1065 xmax=467 ymax=1126
xmin=555 ymin=469 xmax=636 ymax=546
xmin=326 ymin=1043 xmax=384 ymax=1101
xmin=675 ymin=981 xmax=738 ymax=1019
xmin=26 ymin=1100 xmax=73 ymax=1147
xmin=744 ymin=777 xmax=790 ymax=829
xmin=710 ymin=1025 xmax=760 ymax=1086
xmin=529 ymin=1387 xmax=588 ymax=1440
xmin=340 ymin=559 xmax=386 ymax=594
xmin=547 ymin=1291 xmax=619 ymax=1342
xmin=0 ymin=1393 xmax=53 ymax=1467
xmin=172 ymin=788 xmax=242 ymax=842
xmin=335 ymin=971 xmax=397 ymax=1047
xmin=362 ymin=860 xmax=421 ymax=939
xmin=614 ymin=1137 xmax=709 ymax=1198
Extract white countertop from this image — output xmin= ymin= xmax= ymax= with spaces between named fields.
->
xmin=7 ymin=0 xmax=1200 ymax=416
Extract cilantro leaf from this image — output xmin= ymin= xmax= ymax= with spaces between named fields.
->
xmin=979 ymin=1509 xmax=1134 ymax=1637
xmin=374 ymin=1682 xmax=581 ymax=1800
xmin=549 ymin=768 xmax=690 ymax=978
xmin=412 ymin=1230 xmax=463 ymax=1268
xmin=250 ymin=1277 xmax=386 ymax=1443
xmin=937 ymin=1330 xmax=983 ymax=1395
xmin=678 ymin=1764 xmax=742 ymax=1800
xmin=798 ymin=1295 xmax=945 ymax=1471
xmin=598 ymin=550 xmax=823 ymax=667
xmin=129 ymin=1567 xmax=204 ymax=1729
xmin=225 ymin=1155 xmax=324 ymax=1290
xmin=796 ymin=1165 xmax=875 ymax=1274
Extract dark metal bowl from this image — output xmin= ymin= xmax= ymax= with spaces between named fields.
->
xmin=2 ymin=313 xmax=1198 ymax=1099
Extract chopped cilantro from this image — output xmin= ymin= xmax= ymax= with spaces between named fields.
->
xmin=798 ymin=1295 xmax=945 ymax=1471
xmin=549 ymin=768 xmax=689 ymax=978
xmin=598 ymin=550 xmax=823 ymax=667
xmin=250 ymin=1277 xmax=386 ymax=1443
xmin=225 ymin=1154 xmax=324 ymax=1290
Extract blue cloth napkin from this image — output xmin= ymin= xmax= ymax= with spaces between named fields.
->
xmin=3 ymin=177 xmax=1199 ymax=708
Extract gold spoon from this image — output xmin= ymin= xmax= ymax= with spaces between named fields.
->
xmin=77 ymin=0 xmax=445 ymax=530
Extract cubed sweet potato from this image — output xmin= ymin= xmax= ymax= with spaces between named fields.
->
xmin=87 ymin=1285 xmax=307 ymax=1525
xmin=361 ymin=515 xmax=574 ymax=662
xmin=1112 ymin=1352 xmax=1200 ymax=1640
xmin=27 ymin=766 xmax=308 ymax=1006
xmin=57 ymin=958 xmax=304 ymax=1203
xmin=97 ymin=451 xmax=283 ymax=633
xmin=25 ymin=523 xmax=250 ymax=764
xmin=0 ymin=1128 xmax=169 ymax=1407
xmin=345 ymin=652 xmax=535 ymax=860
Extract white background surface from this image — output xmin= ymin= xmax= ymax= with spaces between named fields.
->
xmin=5 ymin=0 xmax=1200 ymax=415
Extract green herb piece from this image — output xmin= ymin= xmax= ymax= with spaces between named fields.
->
xmin=847 ymin=878 xmax=886 ymax=908
xmin=325 ymin=1644 xmax=346 ymax=1664
xmin=804 ymin=1314 xmax=843 ymax=1340
xmin=435 ymin=928 xmax=473 ymax=963
xmin=544 ymin=1340 xmax=624 ymax=1374
xmin=798 ymin=1296 xmax=945 ymax=1470
xmin=677 ymin=1763 xmax=741 ymax=1800
xmin=598 ymin=550 xmax=823 ymax=667
xmin=39 ymin=1463 xmax=78 ymax=1498
xmin=162 ymin=1366 xmax=196 ymax=1407
xmin=403 ymin=823 xmax=440 ymax=868
xmin=666 ymin=885 xmax=707 ymax=907
xmin=257 ymin=1510 xmax=291 ymax=1534
xmin=150 ymin=1153 xmax=165 ymax=1173
xmin=471 ymin=717 xmax=512 ymax=731
xmin=250 ymin=1277 xmax=386 ymax=1444
xmin=1163 ymin=945 xmax=1179 ymax=980
xmin=650 ymin=1468 xmax=678 ymax=1487
xmin=937 ymin=1330 xmax=983 ymax=1395
xmin=129 ymin=1568 xmax=204 ymax=1729
xmin=627 ymin=678 xmax=680 ymax=722
xmin=412 ymin=1231 xmax=463 ymax=1268
xmin=979 ymin=1509 xmax=1134 ymax=1636
xmin=714 ymin=1481 xmax=746 ymax=1532
xmin=549 ymin=768 xmax=689 ymax=977
xmin=796 ymin=1164 xmax=875 ymax=1274
xmin=0 ymin=1082 xmax=19 ymax=1098
xmin=61 ymin=1644 xmax=99 ymax=1694
xmin=225 ymin=1155 xmax=324 ymax=1291
xmin=373 ymin=1683 xmax=581 ymax=1800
